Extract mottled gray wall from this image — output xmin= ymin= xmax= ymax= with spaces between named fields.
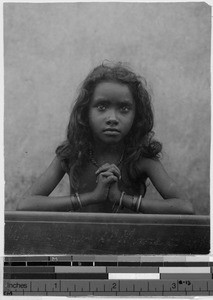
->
xmin=4 ymin=3 xmax=210 ymax=214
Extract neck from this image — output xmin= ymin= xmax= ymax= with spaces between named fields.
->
xmin=91 ymin=141 xmax=124 ymax=166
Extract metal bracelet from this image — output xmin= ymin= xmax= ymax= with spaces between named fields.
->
xmin=75 ymin=192 xmax=82 ymax=209
xmin=136 ymin=195 xmax=142 ymax=213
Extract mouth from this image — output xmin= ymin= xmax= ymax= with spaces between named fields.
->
xmin=103 ymin=128 xmax=120 ymax=135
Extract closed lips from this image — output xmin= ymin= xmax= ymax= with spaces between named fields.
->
xmin=103 ymin=128 xmax=120 ymax=132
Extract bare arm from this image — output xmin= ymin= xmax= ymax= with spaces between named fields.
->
xmin=138 ymin=158 xmax=194 ymax=214
xmin=16 ymin=156 xmax=117 ymax=211
xmin=16 ymin=156 xmax=69 ymax=211
xmin=109 ymin=159 xmax=194 ymax=215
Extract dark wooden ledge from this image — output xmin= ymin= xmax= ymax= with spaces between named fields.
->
xmin=5 ymin=211 xmax=210 ymax=255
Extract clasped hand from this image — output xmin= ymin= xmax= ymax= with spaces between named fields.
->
xmin=93 ymin=163 xmax=121 ymax=204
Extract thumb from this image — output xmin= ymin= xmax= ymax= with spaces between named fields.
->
xmin=106 ymin=175 xmax=118 ymax=185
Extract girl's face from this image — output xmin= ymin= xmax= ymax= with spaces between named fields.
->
xmin=89 ymin=81 xmax=135 ymax=145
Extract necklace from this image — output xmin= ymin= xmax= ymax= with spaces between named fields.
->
xmin=89 ymin=149 xmax=124 ymax=168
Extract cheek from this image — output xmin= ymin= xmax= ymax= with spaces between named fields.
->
xmin=88 ymin=115 xmax=95 ymax=131
xmin=122 ymin=114 xmax=135 ymax=135
xmin=128 ymin=111 xmax=135 ymax=128
xmin=88 ymin=108 xmax=95 ymax=124
xmin=127 ymin=113 xmax=135 ymax=134
xmin=131 ymin=111 xmax=136 ymax=123
xmin=88 ymin=110 xmax=100 ymax=131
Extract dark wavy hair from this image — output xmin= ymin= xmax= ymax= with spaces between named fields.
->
xmin=56 ymin=61 xmax=162 ymax=192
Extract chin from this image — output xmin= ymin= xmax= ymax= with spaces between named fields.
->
xmin=102 ymin=135 xmax=121 ymax=142
xmin=103 ymin=139 xmax=123 ymax=146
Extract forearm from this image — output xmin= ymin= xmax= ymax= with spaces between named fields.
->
xmin=114 ymin=193 xmax=194 ymax=215
xmin=139 ymin=197 xmax=194 ymax=215
xmin=16 ymin=192 xmax=96 ymax=212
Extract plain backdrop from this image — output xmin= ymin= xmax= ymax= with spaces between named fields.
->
xmin=4 ymin=2 xmax=211 ymax=214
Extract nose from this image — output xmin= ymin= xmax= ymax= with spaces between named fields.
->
xmin=106 ymin=110 xmax=119 ymax=126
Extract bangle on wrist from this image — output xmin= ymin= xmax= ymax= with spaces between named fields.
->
xmin=114 ymin=191 xmax=125 ymax=213
xmin=112 ymin=198 xmax=117 ymax=212
xmin=136 ymin=195 xmax=142 ymax=213
xmin=112 ymin=194 xmax=119 ymax=212
xmin=75 ymin=192 xmax=82 ymax=209
xmin=70 ymin=195 xmax=77 ymax=211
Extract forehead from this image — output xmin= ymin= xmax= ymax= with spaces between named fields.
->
xmin=92 ymin=81 xmax=133 ymax=100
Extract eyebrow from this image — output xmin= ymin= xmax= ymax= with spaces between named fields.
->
xmin=93 ymin=98 xmax=133 ymax=105
xmin=119 ymin=100 xmax=133 ymax=106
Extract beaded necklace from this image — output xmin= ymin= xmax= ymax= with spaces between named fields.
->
xmin=89 ymin=149 xmax=124 ymax=168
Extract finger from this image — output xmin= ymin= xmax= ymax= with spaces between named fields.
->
xmin=111 ymin=164 xmax=120 ymax=172
xmin=99 ymin=170 xmax=120 ymax=181
xmin=103 ymin=164 xmax=120 ymax=172
xmin=104 ymin=168 xmax=120 ymax=177
xmin=107 ymin=167 xmax=121 ymax=180
xmin=96 ymin=171 xmax=112 ymax=183
xmin=98 ymin=171 xmax=115 ymax=178
xmin=105 ymin=175 xmax=118 ymax=184
xmin=97 ymin=163 xmax=119 ymax=171
xmin=96 ymin=165 xmax=121 ymax=178
xmin=97 ymin=172 xmax=117 ymax=184
xmin=108 ymin=164 xmax=121 ymax=176
xmin=95 ymin=164 xmax=111 ymax=175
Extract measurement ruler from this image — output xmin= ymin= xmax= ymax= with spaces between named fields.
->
xmin=4 ymin=256 xmax=213 ymax=296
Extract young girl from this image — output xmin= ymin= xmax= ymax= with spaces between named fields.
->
xmin=17 ymin=62 xmax=194 ymax=214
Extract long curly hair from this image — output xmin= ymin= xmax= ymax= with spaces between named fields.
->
xmin=56 ymin=61 xmax=162 ymax=192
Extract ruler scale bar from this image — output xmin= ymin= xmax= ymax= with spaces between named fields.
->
xmin=4 ymin=256 xmax=213 ymax=296
xmin=4 ymin=279 xmax=213 ymax=294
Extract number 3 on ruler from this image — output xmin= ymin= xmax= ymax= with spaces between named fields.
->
xmin=171 ymin=282 xmax=177 ymax=289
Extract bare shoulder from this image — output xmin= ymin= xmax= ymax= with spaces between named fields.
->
xmin=138 ymin=157 xmax=163 ymax=174
xmin=48 ymin=155 xmax=65 ymax=173
xmin=24 ymin=156 xmax=65 ymax=197
xmin=37 ymin=155 xmax=66 ymax=184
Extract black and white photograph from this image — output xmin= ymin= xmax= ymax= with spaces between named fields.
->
xmin=4 ymin=2 xmax=210 ymax=255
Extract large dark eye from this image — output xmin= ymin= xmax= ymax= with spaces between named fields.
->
xmin=97 ymin=104 xmax=106 ymax=111
xmin=120 ymin=105 xmax=130 ymax=112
